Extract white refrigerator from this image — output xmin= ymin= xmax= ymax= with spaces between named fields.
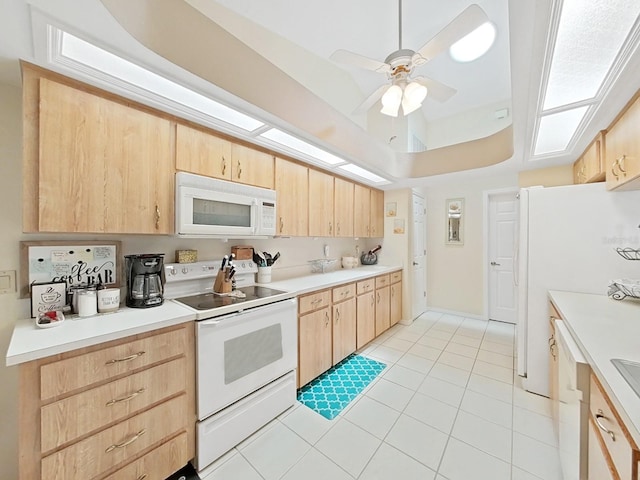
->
xmin=517 ymin=182 xmax=640 ymax=396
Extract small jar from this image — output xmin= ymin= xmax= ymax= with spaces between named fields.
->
xmin=77 ymin=288 xmax=98 ymax=317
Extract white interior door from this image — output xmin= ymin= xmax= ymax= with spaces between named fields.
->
xmin=412 ymin=193 xmax=427 ymax=319
xmin=488 ymin=192 xmax=518 ymax=323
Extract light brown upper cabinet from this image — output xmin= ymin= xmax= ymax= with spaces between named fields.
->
xmin=334 ymin=178 xmax=354 ymax=237
xmin=175 ymin=124 xmax=232 ymax=180
xmin=33 ymin=78 xmax=174 ymax=234
xmin=370 ymin=188 xmax=384 ymax=237
xmin=275 ymin=158 xmax=308 ymax=236
xmin=606 ymin=93 xmax=640 ymax=191
xmin=231 ymin=143 xmax=275 ymax=189
xmin=308 ymin=169 xmax=335 ymax=237
xmin=573 ymin=132 xmax=605 ymax=184
xmin=354 ymin=184 xmax=371 ymax=237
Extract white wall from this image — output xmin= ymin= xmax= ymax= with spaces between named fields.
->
xmin=0 ymin=78 xmax=380 ymax=477
xmin=425 ymin=173 xmax=518 ymax=316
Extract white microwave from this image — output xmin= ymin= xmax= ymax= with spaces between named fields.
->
xmin=175 ymin=172 xmax=277 ymax=238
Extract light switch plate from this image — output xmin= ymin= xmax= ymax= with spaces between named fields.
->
xmin=0 ymin=270 xmax=16 ymax=294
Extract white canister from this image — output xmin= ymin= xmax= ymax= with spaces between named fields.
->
xmin=98 ymin=288 xmax=120 ymax=313
xmin=257 ymin=266 xmax=272 ymax=283
xmin=77 ymin=289 xmax=98 ymax=317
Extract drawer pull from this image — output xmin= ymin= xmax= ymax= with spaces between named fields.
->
xmin=617 ymin=155 xmax=627 ymax=174
xmin=105 ymin=429 xmax=146 ymax=453
xmin=105 ymin=351 xmax=146 ymax=365
xmin=595 ymin=410 xmax=616 ymax=441
xmin=106 ymin=388 xmax=146 ymax=406
xmin=136 ymin=475 xmax=147 ymax=480
xmin=221 ymin=156 xmax=227 ymax=175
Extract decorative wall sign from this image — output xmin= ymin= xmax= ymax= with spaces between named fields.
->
xmin=446 ymin=198 xmax=464 ymax=245
xmin=385 ymin=202 xmax=397 ymax=217
xmin=20 ymin=241 xmax=121 ymax=298
xmin=393 ymin=218 xmax=405 ymax=234
xmin=30 ymin=281 xmax=66 ymax=318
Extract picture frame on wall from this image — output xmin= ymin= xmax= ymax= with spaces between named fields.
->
xmin=445 ymin=198 xmax=464 ymax=245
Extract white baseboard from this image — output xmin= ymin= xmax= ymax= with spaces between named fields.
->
xmin=424 ymin=307 xmax=486 ymax=321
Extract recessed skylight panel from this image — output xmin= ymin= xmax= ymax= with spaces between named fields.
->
xmin=60 ymin=31 xmax=264 ymax=131
xmin=533 ymin=106 xmax=588 ymax=155
xmin=542 ymin=0 xmax=640 ymax=111
xmin=259 ymin=128 xmax=346 ymax=166
xmin=338 ymin=164 xmax=388 ymax=184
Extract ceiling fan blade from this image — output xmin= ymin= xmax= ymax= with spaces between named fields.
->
xmin=413 ymin=76 xmax=457 ymax=103
xmin=412 ymin=4 xmax=489 ymax=64
xmin=330 ymin=49 xmax=391 ymax=73
xmin=353 ymin=84 xmax=389 ymax=114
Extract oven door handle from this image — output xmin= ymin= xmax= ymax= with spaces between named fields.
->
xmin=199 ymin=311 xmax=244 ymax=326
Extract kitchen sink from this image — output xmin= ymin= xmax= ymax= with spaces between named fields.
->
xmin=611 ymin=359 xmax=640 ymax=398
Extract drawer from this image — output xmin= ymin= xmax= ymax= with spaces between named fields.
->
xmin=332 ymin=283 xmax=355 ymax=303
xmin=590 ymin=375 xmax=635 ymax=480
xmin=41 ymin=358 xmax=187 ymax=452
xmin=588 ymin=418 xmax=618 ymax=480
xmin=390 ymin=271 xmax=401 ymax=284
xmin=375 ymin=274 xmax=390 ymax=289
xmin=299 ymin=290 xmax=331 ymax=314
xmin=40 ymin=326 xmax=188 ymax=400
xmin=102 ymin=431 xmax=188 ymax=480
xmin=356 ymin=279 xmax=374 ymax=295
xmin=41 ymin=394 xmax=187 ymax=480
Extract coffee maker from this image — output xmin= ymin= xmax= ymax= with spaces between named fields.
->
xmin=125 ymin=254 xmax=165 ymax=308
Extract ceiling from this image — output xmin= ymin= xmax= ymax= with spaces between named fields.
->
xmin=1 ymin=0 xmax=639 ymax=188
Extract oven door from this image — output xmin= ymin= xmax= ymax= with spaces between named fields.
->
xmin=177 ymin=185 xmax=257 ymax=236
xmin=196 ymin=298 xmax=297 ymax=420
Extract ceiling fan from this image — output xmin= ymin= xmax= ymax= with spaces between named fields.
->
xmin=330 ymin=1 xmax=493 ymax=117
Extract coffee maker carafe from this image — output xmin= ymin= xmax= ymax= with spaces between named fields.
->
xmin=125 ymin=254 xmax=165 ymax=308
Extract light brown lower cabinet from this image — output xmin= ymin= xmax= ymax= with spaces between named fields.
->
xmin=588 ymin=417 xmax=619 ymax=480
xmin=332 ymin=284 xmax=356 ymax=364
xmin=390 ymin=275 xmax=402 ymax=327
xmin=356 ymin=290 xmax=376 ymax=349
xmin=375 ymin=277 xmax=391 ymax=336
xmin=298 ymin=290 xmax=333 ymax=387
xmin=18 ymin=323 xmax=195 ymax=480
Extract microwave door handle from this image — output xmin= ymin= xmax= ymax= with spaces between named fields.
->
xmin=252 ymin=199 xmax=258 ymax=234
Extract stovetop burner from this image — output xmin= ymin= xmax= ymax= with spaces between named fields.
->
xmin=175 ymin=286 xmax=287 ymax=311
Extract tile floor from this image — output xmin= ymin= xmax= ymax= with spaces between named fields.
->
xmin=200 ymin=311 xmax=563 ymax=480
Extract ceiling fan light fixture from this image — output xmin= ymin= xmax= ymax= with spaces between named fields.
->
xmin=449 ymin=21 xmax=496 ymax=62
xmin=380 ymin=84 xmax=403 ymax=117
xmin=401 ymin=81 xmax=427 ymax=115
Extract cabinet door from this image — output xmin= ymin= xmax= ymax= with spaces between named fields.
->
xmin=606 ymin=95 xmax=640 ymax=191
xmin=354 ymin=184 xmax=371 ymax=237
xmin=231 ymin=143 xmax=275 ymax=189
xmin=333 ymin=298 xmax=356 ymax=365
xmin=298 ymin=307 xmax=332 ymax=387
xmin=175 ymin=124 xmax=232 ymax=180
xmin=356 ymin=292 xmax=375 ymax=349
xmin=334 ymin=178 xmax=354 ymax=237
xmin=375 ymin=286 xmax=390 ymax=336
xmin=275 ymin=158 xmax=309 ymax=236
xmin=370 ymin=188 xmax=384 ymax=237
xmin=548 ymin=316 xmax=559 ymax=434
xmin=38 ymin=79 xmax=174 ymax=234
xmin=309 ymin=169 xmax=334 ymax=237
xmin=584 ymin=134 xmax=605 ymax=183
xmin=390 ymin=281 xmax=402 ymax=327
xmin=588 ymin=420 xmax=617 ymax=480
xmin=573 ymin=157 xmax=586 ymax=184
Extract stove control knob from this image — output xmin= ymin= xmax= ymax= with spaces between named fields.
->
xmin=182 ymin=267 xmax=189 ymax=275
xmin=241 ymin=262 xmax=246 ymax=268
xmin=168 ymin=266 xmax=176 ymax=276
xmin=248 ymin=261 xmax=253 ymax=268
xmin=202 ymin=265 xmax=208 ymax=271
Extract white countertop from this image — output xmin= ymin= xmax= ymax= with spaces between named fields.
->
xmin=260 ymin=265 xmax=402 ymax=295
xmin=548 ymin=290 xmax=640 ymax=446
xmin=5 ymin=302 xmax=196 ymax=366
xmin=5 ymin=265 xmax=401 ymax=367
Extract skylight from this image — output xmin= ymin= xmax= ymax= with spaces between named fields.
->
xmin=449 ymin=22 xmax=497 ymax=63
xmin=534 ymin=106 xmax=589 ymax=155
xmin=259 ymin=128 xmax=346 ymax=166
xmin=542 ymin=0 xmax=640 ymax=111
xmin=338 ymin=164 xmax=389 ymax=184
xmin=58 ymin=30 xmax=265 ymax=132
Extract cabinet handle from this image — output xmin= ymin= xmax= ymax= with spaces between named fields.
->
xmin=221 ymin=156 xmax=227 ymax=175
xmin=549 ymin=341 xmax=556 ymax=360
xmin=617 ymin=155 xmax=627 ymax=175
xmin=337 ymin=222 xmax=340 ymax=235
xmin=377 ymin=292 xmax=380 ymax=304
xmin=105 ymin=351 xmax=146 ymax=365
xmin=106 ymin=388 xmax=146 ymax=406
xmin=324 ymin=311 xmax=329 ymax=327
xmin=367 ymin=225 xmax=370 ymax=236
xmin=105 ymin=429 xmax=146 ymax=453
xmin=155 ymin=205 xmax=160 ymax=229
xmin=371 ymin=295 xmax=374 ymax=307
xmin=136 ymin=475 xmax=147 ymax=480
xmin=595 ymin=410 xmax=616 ymax=441
xmin=329 ymin=222 xmax=332 ymax=235
xmin=279 ymin=217 xmax=284 ymax=233
xmin=237 ymin=160 xmax=242 ymax=178
xmin=335 ymin=307 xmax=340 ymax=323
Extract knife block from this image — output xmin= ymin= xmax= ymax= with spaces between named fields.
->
xmin=213 ymin=270 xmax=232 ymax=294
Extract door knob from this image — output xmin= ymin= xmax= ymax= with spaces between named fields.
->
xmin=412 ymin=261 xmax=419 ymax=266
xmin=490 ymin=261 xmax=501 ymax=266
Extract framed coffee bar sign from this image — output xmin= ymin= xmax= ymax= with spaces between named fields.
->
xmin=20 ymin=240 xmax=121 ymax=298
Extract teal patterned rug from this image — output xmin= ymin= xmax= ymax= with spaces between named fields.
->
xmin=297 ymin=354 xmax=386 ymax=420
